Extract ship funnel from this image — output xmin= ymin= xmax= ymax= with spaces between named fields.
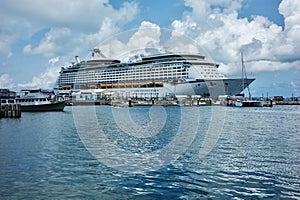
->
xmin=75 ymin=56 xmax=81 ymax=63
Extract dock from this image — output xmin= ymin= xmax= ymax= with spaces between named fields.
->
xmin=60 ymin=96 xmax=300 ymax=108
xmin=0 ymin=99 xmax=21 ymax=118
xmin=274 ymin=101 xmax=300 ymax=105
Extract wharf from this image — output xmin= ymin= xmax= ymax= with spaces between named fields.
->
xmin=0 ymin=99 xmax=21 ymax=118
xmin=69 ymin=98 xmax=217 ymax=107
xmin=65 ymin=98 xmax=300 ymax=107
xmin=131 ymin=99 xmax=178 ymax=106
xmin=67 ymin=99 xmax=111 ymax=106
xmin=274 ymin=101 xmax=300 ymax=105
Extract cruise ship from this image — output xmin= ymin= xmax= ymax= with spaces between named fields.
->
xmin=55 ymin=49 xmax=254 ymax=99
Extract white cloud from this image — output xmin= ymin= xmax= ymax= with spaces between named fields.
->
xmin=279 ymin=0 xmax=300 ymax=29
xmin=97 ymin=21 xmax=163 ymax=61
xmin=128 ymin=21 xmax=161 ymax=49
xmin=48 ymin=57 xmax=60 ymax=65
xmin=96 ymin=21 xmax=204 ymax=62
xmin=171 ymin=0 xmax=300 ymax=76
xmin=246 ymin=60 xmax=300 ymax=73
xmin=0 ymin=0 xmax=139 ymax=89
xmin=23 ymin=27 xmax=73 ymax=57
xmin=0 ymin=0 xmax=139 ymax=58
xmin=277 ymin=0 xmax=300 ymax=61
xmin=0 ymin=74 xmax=14 ymax=89
xmin=0 ymin=12 xmax=39 ymax=57
xmin=1 ymin=0 xmax=138 ymax=32
xmin=2 ymin=0 xmax=300 ymax=91
xmin=17 ymin=67 xmax=60 ymax=89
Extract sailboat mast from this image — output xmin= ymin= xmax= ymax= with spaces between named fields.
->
xmin=241 ymin=52 xmax=251 ymax=99
xmin=241 ymin=52 xmax=245 ymax=95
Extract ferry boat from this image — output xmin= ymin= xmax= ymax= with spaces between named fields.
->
xmin=55 ymin=49 xmax=255 ymax=99
xmin=16 ymin=89 xmax=66 ymax=111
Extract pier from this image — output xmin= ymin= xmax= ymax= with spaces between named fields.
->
xmin=0 ymin=99 xmax=21 ymax=118
xmin=274 ymin=101 xmax=300 ymax=105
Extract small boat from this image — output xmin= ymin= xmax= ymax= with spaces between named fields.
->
xmin=240 ymin=99 xmax=264 ymax=107
xmin=220 ymin=95 xmax=264 ymax=107
xmin=16 ymin=89 xmax=66 ymax=111
xmin=221 ymin=53 xmax=264 ymax=108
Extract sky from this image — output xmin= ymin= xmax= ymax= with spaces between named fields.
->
xmin=0 ymin=0 xmax=299 ymax=97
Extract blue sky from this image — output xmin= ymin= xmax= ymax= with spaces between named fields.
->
xmin=0 ymin=0 xmax=299 ymax=97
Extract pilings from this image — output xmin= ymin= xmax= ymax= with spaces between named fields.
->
xmin=0 ymin=103 xmax=21 ymax=118
xmin=0 ymin=99 xmax=21 ymax=118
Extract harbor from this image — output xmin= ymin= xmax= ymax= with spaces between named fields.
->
xmin=2 ymin=0 xmax=300 ymax=199
xmin=1 ymin=87 xmax=298 ymax=114
xmin=1 ymin=50 xmax=299 ymax=198
xmin=1 ymin=104 xmax=299 ymax=199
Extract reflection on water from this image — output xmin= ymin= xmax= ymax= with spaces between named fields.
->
xmin=0 ymin=105 xmax=299 ymax=199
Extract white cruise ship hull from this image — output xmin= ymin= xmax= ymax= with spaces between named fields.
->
xmin=170 ymin=78 xmax=255 ymax=99
xmin=91 ymin=78 xmax=254 ymax=100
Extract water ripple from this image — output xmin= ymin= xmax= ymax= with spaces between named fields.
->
xmin=0 ymin=106 xmax=299 ymax=199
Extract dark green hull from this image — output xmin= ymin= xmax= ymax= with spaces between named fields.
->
xmin=21 ymin=101 xmax=66 ymax=111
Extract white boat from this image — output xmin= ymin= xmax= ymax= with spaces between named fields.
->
xmin=16 ymin=90 xmax=66 ymax=111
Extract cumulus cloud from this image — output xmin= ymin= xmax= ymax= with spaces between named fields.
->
xmin=17 ymin=67 xmax=60 ymax=89
xmin=2 ymin=0 xmax=300 ymax=91
xmin=1 ymin=0 xmax=138 ymax=32
xmin=171 ymin=0 xmax=300 ymax=75
xmin=23 ymin=27 xmax=73 ymax=57
xmin=0 ymin=12 xmax=39 ymax=57
xmin=48 ymin=57 xmax=60 ymax=65
xmin=97 ymin=21 xmax=204 ymax=63
xmin=0 ymin=74 xmax=14 ymax=89
xmin=0 ymin=0 xmax=139 ymax=58
xmin=128 ymin=21 xmax=161 ymax=49
xmin=279 ymin=0 xmax=300 ymax=60
xmin=98 ymin=21 xmax=163 ymax=61
xmin=0 ymin=0 xmax=139 ymax=89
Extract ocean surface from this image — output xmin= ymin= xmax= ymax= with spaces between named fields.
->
xmin=0 ymin=105 xmax=299 ymax=199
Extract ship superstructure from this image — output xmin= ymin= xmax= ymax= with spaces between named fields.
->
xmin=56 ymin=49 xmax=254 ymax=99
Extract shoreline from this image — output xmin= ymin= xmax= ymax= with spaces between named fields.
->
xmin=66 ymin=99 xmax=300 ymax=107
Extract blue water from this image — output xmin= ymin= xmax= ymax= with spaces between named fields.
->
xmin=0 ymin=105 xmax=299 ymax=199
